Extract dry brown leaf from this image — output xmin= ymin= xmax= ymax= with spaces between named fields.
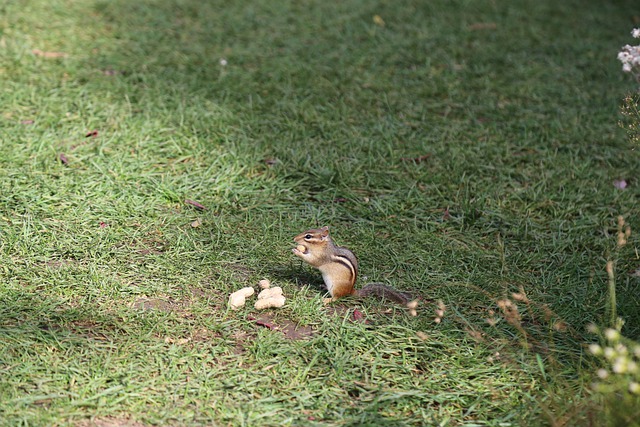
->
xmin=468 ymin=22 xmax=497 ymax=31
xmin=401 ymin=154 xmax=432 ymax=163
xmin=32 ymin=49 xmax=68 ymax=58
xmin=185 ymin=199 xmax=206 ymax=210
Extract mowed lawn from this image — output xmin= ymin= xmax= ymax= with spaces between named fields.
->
xmin=1 ymin=0 xmax=639 ymax=426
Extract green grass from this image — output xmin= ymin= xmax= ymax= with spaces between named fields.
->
xmin=1 ymin=0 xmax=639 ymax=425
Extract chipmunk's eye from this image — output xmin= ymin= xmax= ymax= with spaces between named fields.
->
xmin=305 ymin=234 xmax=312 ymax=240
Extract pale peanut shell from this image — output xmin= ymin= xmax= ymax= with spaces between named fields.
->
xmin=257 ymin=287 xmax=283 ymax=299
xmin=254 ymin=295 xmax=286 ymax=309
xmin=258 ymin=279 xmax=271 ymax=289
xmin=228 ymin=287 xmax=255 ymax=310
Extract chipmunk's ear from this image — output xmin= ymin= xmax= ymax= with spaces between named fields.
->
xmin=319 ymin=226 xmax=329 ymax=239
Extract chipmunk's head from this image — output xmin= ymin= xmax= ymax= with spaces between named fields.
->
xmin=293 ymin=226 xmax=330 ymax=254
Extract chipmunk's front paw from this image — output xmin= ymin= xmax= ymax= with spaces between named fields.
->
xmin=292 ymin=244 xmax=307 ymax=256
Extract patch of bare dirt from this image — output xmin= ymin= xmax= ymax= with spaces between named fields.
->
xmin=189 ymin=286 xmax=225 ymax=308
xmin=112 ymin=233 xmax=168 ymax=261
xmin=75 ymin=417 xmax=150 ymax=427
xmin=231 ymin=329 xmax=253 ymax=355
xmin=66 ymin=320 xmax=115 ymax=341
xmin=43 ymin=258 xmax=78 ymax=269
xmin=206 ymin=262 xmax=254 ymax=283
xmin=190 ymin=327 xmax=220 ymax=342
xmin=131 ymin=297 xmax=182 ymax=312
xmin=249 ymin=313 xmax=315 ymax=340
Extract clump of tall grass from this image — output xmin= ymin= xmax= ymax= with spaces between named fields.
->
xmin=585 ymin=214 xmax=639 ymax=425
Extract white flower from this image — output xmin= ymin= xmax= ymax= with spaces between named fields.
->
xmin=597 ymin=368 xmax=609 ymax=379
xmin=618 ymin=38 xmax=640 ymax=74
xmin=219 ymin=58 xmax=228 ymax=66
xmin=632 ymin=28 xmax=640 ymax=38
xmin=630 ymin=382 xmax=640 ymax=394
xmin=612 ymin=357 xmax=627 ymax=373
xmin=589 ymin=344 xmax=603 ymax=355
xmin=604 ymin=347 xmax=616 ymax=360
xmin=605 ymin=328 xmax=620 ymax=341
xmin=615 ymin=343 xmax=628 ymax=355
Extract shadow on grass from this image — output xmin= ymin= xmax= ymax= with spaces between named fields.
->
xmin=88 ymin=0 xmax=349 ymax=112
xmin=270 ymin=264 xmax=326 ymax=292
xmin=0 ymin=292 xmax=126 ymax=347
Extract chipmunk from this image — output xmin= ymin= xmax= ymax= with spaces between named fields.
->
xmin=292 ymin=226 xmax=418 ymax=314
